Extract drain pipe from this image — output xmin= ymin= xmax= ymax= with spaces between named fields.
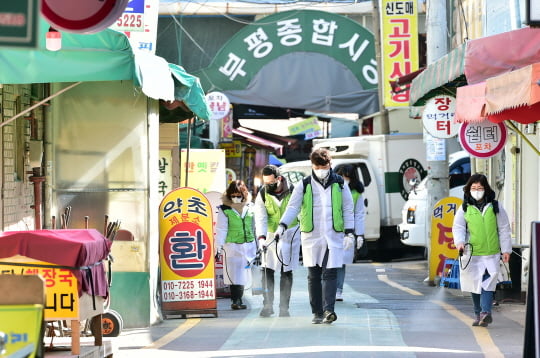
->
xmin=29 ymin=167 xmax=45 ymax=230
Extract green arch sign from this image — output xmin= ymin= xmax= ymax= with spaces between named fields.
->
xmin=197 ymin=10 xmax=378 ymax=92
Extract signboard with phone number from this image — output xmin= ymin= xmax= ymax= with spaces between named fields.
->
xmin=162 ymin=278 xmax=215 ymax=302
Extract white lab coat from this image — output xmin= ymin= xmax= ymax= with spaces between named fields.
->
xmin=280 ymin=174 xmax=354 ymax=269
xmin=343 ymin=190 xmax=366 ymax=265
xmin=215 ymin=201 xmax=257 ymax=286
xmin=452 ymin=202 xmax=512 ymax=294
xmin=254 ymin=191 xmax=301 ymax=272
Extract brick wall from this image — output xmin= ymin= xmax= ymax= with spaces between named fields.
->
xmin=1 ymin=84 xmax=45 ymax=231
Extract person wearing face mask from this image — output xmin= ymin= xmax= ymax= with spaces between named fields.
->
xmin=216 ymin=180 xmax=257 ymax=310
xmin=452 ymin=173 xmax=512 ymax=327
xmin=276 ymin=148 xmax=354 ymax=324
xmin=254 ymin=165 xmax=300 ymax=317
xmin=335 ymin=165 xmax=366 ymax=301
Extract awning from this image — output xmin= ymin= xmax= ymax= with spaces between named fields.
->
xmin=456 ymin=64 xmax=540 ymax=125
xmin=410 ymin=27 xmax=540 ymax=107
xmin=232 ymin=128 xmax=284 ymax=156
xmin=410 ymin=43 xmax=466 ymax=106
xmin=455 ymin=82 xmax=486 ymax=123
xmin=0 ymin=19 xmax=210 ymax=120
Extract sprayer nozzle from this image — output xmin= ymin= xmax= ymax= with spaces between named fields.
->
xmin=459 ymin=248 xmax=464 ymax=256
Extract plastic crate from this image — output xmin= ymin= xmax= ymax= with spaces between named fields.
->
xmin=440 ymin=259 xmax=461 ymax=289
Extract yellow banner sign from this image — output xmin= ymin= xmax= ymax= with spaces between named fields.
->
xmin=159 ymin=187 xmax=216 ymax=311
xmin=0 ymin=262 xmax=79 ymax=320
xmin=288 ymin=116 xmax=320 ymax=135
xmin=429 ymin=197 xmax=462 ymax=281
xmin=381 ymin=0 xmax=419 ymax=107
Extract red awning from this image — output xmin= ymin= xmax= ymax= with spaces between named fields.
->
xmin=456 ymin=63 xmax=540 ymax=124
xmin=482 ymin=62 xmax=540 ymax=124
xmin=232 ymin=128 xmax=284 ymax=156
xmin=456 ymin=82 xmax=486 ymax=123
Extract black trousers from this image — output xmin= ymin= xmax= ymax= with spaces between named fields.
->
xmin=230 ymin=284 xmax=244 ymax=303
xmin=307 ymin=249 xmax=337 ymax=314
xmin=262 ymin=267 xmax=293 ymax=310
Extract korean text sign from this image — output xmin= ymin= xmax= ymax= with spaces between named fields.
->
xmin=159 ymin=187 xmax=216 ymax=311
xmin=429 ymin=197 xmax=462 ymax=281
xmin=381 ymin=0 xmax=419 ymax=107
xmin=0 ymin=261 xmax=79 ymax=320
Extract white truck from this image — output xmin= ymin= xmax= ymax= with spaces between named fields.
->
xmin=397 ymin=151 xmax=471 ymax=256
xmin=279 ymin=134 xmax=428 ymax=261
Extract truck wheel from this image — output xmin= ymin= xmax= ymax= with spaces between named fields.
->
xmin=101 ymin=310 xmax=123 ymax=337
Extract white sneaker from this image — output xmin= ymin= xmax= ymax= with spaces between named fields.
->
xmin=336 ymin=289 xmax=343 ymax=301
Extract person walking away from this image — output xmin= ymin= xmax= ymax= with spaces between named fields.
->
xmin=215 ymin=180 xmax=257 ymax=310
xmin=452 ymin=173 xmax=512 ymax=327
xmin=335 ymin=165 xmax=366 ymax=301
xmin=276 ymin=148 xmax=354 ymax=324
xmin=254 ymin=165 xmax=301 ymax=317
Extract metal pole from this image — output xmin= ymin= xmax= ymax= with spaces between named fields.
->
xmin=372 ymin=0 xmax=390 ymax=134
xmin=425 ymin=0 xmax=450 ymax=284
xmin=184 ymin=117 xmax=193 ymax=187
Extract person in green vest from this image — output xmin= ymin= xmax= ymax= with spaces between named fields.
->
xmin=335 ymin=165 xmax=366 ymax=301
xmin=276 ymin=148 xmax=355 ymax=324
xmin=254 ymin=165 xmax=300 ymax=318
xmin=215 ymin=180 xmax=257 ymax=310
xmin=452 ymin=173 xmax=512 ymax=327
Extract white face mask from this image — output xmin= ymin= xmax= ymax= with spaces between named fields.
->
xmin=314 ymin=169 xmax=329 ymax=180
xmin=231 ymin=197 xmax=243 ymax=204
xmin=470 ymin=190 xmax=485 ymax=201
xmin=344 ymin=178 xmax=350 ymax=185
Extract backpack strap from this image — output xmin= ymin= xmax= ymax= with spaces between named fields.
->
xmin=302 ymin=176 xmax=311 ymax=194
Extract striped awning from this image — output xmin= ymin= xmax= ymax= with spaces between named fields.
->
xmin=410 ymin=27 xmax=540 ymax=108
xmin=409 ymin=43 xmax=466 ymax=106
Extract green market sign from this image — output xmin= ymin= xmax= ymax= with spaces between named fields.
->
xmin=197 ymin=10 xmax=377 ymax=92
xmin=0 ymin=1 xmax=38 ymax=48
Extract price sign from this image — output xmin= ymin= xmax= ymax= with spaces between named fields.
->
xmin=422 ymin=96 xmax=460 ymax=138
xmin=459 ymin=120 xmax=507 ymax=158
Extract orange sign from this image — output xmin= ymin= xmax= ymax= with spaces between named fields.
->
xmin=159 ymin=187 xmax=216 ymax=314
xmin=429 ymin=197 xmax=462 ymax=281
xmin=0 ymin=261 xmax=79 ymax=320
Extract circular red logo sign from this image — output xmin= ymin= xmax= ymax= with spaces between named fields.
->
xmin=459 ymin=121 xmax=507 ymax=158
xmin=41 ymin=0 xmax=130 ymax=33
xmin=163 ymin=221 xmax=212 ymax=278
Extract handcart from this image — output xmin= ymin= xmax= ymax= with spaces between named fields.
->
xmin=0 ymin=229 xmax=115 ymax=357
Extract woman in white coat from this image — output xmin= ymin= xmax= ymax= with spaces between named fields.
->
xmin=452 ymin=173 xmax=512 ymax=327
xmin=335 ymin=165 xmax=366 ymax=301
xmin=215 ymin=180 xmax=257 ymax=310
xmin=277 ymin=148 xmax=354 ymax=324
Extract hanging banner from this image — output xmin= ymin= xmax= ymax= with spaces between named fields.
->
xmin=159 ymin=187 xmax=217 ymax=316
xmin=422 ymin=96 xmax=460 ymax=138
xmin=158 ymin=150 xmax=173 ymax=197
xmin=459 ymin=120 xmax=507 ymax=158
xmin=429 ymin=197 xmax=462 ymax=282
xmin=381 ymin=0 xmax=419 ymax=107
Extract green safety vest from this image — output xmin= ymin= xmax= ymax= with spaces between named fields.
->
xmin=300 ymin=178 xmax=344 ymax=233
xmin=222 ymin=207 xmax=255 ymax=244
xmin=464 ymin=204 xmax=500 ymax=256
xmin=264 ymin=191 xmax=297 ymax=232
xmin=351 ymin=189 xmax=361 ymax=206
